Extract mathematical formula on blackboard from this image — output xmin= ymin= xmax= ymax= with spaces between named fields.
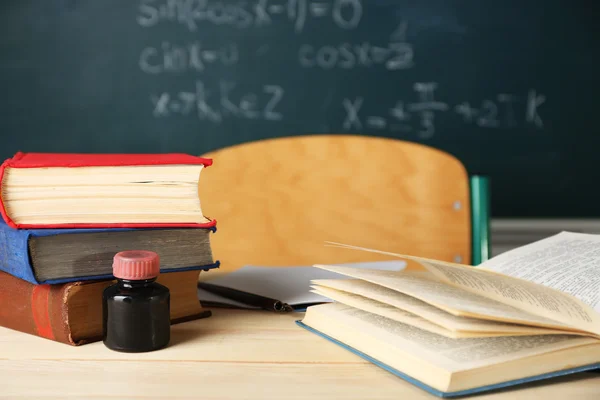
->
xmin=138 ymin=0 xmax=364 ymax=33
xmin=149 ymin=79 xmax=544 ymax=138
xmin=136 ymin=0 xmax=545 ymax=138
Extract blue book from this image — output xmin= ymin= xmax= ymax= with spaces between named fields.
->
xmin=297 ymin=303 xmax=600 ymax=398
xmin=0 ymin=219 xmax=219 ymax=284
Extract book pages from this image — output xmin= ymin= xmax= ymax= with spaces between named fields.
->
xmin=410 ymin=257 xmax=600 ymax=336
xmin=2 ymin=165 xmax=209 ymax=225
xmin=322 ymin=241 xmax=600 ymax=336
xmin=312 ymin=278 xmax=575 ymax=336
xmin=303 ymin=303 xmax=598 ymax=372
xmin=480 ymin=232 xmax=600 ymax=313
xmin=313 ymin=265 xmax=570 ymax=330
xmin=310 ymin=287 xmax=461 ymax=338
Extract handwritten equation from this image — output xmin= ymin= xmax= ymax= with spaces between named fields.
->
xmin=299 ymin=40 xmax=413 ymax=71
xmin=342 ymin=83 xmax=546 ymax=138
xmin=137 ymin=0 xmax=363 ymax=33
xmin=150 ymin=80 xmax=284 ymax=122
xmin=136 ymin=1 xmax=548 ymax=139
xmin=139 ymin=41 xmax=238 ymax=74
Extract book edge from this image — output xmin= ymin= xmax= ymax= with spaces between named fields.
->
xmin=3 ymin=220 xmax=218 ymax=236
xmin=0 ymin=157 xmax=17 ymax=229
xmin=295 ymin=320 xmax=600 ymax=398
xmin=38 ymin=261 xmax=221 ymax=285
xmin=11 ymin=220 xmax=217 ymax=230
xmin=59 ymin=282 xmax=85 ymax=346
xmin=1 ymin=152 xmax=213 ymax=168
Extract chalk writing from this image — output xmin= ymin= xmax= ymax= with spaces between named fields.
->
xmin=366 ymin=116 xmax=386 ymax=129
xmin=150 ymin=80 xmax=284 ymax=122
xmin=406 ymin=82 xmax=448 ymax=138
xmin=342 ymin=97 xmax=363 ymax=129
xmin=477 ymin=100 xmax=499 ymax=128
xmin=137 ymin=0 xmax=256 ymax=30
xmin=454 ymin=92 xmax=538 ymax=130
xmin=298 ymin=40 xmax=414 ymax=70
xmin=342 ymin=85 xmax=546 ymax=138
xmin=388 ymin=101 xmax=412 ymax=132
xmin=289 ymin=0 xmax=363 ymax=32
xmin=137 ymin=0 xmax=363 ymax=33
xmin=298 ymin=20 xmax=413 ymax=70
xmin=526 ymin=90 xmax=546 ymax=128
xmin=135 ymin=2 xmax=547 ymax=142
xmin=454 ymin=102 xmax=477 ymax=123
xmin=139 ymin=41 xmax=238 ymax=74
xmin=390 ymin=20 xmax=408 ymax=42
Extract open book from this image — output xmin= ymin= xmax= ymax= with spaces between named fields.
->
xmin=297 ymin=232 xmax=600 ymax=397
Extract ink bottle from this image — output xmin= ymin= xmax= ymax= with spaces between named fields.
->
xmin=102 ymin=250 xmax=170 ymax=352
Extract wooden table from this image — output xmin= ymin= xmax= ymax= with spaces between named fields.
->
xmin=1 ymin=308 xmax=599 ymax=399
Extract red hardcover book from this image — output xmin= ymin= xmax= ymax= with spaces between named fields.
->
xmin=0 ymin=152 xmax=216 ymax=229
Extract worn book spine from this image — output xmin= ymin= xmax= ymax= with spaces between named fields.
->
xmin=0 ymin=271 xmax=80 ymax=345
xmin=0 ymin=219 xmax=38 ymax=283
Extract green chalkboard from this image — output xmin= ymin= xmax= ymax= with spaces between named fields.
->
xmin=1 ymin=0 xmax=599 ymax=217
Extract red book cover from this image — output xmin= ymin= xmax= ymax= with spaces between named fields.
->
xmin=0 ymin=152 xmax=216 ymax=229
xmin=1 ymin=151 xmax=213 ymax=168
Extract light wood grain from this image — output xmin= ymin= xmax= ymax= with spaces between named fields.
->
xmin=199 ymin=135 xmax=472 ymax=275
xmin=1 ymin=309 xmax=598 ymax=400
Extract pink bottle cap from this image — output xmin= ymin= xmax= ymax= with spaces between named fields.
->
xmin=112 ymin=250 xmax=160 ymax=280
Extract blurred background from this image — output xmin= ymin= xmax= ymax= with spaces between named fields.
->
xmin=1 ymin=0 xmax=599 ymax=255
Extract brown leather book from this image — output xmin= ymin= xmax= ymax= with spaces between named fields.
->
xmin=0 ymin=270 xmax=211 ymax=345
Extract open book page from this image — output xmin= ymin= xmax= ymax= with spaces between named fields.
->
xmin=302 ymin=303 xmax=598 ymax=373
xmin=311 ymin=285 xmax=571 ymax=338
xmin=310 ymin=287 xmax=462 ymax=338
xmin=323 ymin=242 xmax=600 ymax=336
xmin=313 ymin=265 xmax=571 ymax=330
xmin=405 ymin=256 xmax=600 ymax=336
xmin=479 ymin=232 xmax=600 ymax=313
xmin=313 ymin=278 xmax=574 ymax=336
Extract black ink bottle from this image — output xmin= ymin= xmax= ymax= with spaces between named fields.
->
xmin=102 ymin=250 xmax=170 ymax=352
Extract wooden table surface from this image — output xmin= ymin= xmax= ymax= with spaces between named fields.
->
xmin=1 ymin=308 xmax=599 ymax=399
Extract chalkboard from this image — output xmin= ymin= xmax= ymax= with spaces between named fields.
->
xmin=1 ymin=0 xmax=599 ymax=218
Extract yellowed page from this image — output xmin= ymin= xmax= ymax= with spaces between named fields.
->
xmin=301 ymin=303 xmax=598 ymax=374
xmin=480 ymin=232 xmax=600 ymax=312
xmin=313 ymin=265 xmax=572 ymax=331
xmin=323 ymin=241 xmax=600 ymax=336
xmin=405 ymin=256 xmax=600 ymax=336
xmin=309 ymin=287 xmax=463 ymax=338
xmin=313 ymin=278 xmax=574 ymax=336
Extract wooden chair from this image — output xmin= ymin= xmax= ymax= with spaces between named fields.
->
xmin=198 ymin=135 xmax=490 ymax=273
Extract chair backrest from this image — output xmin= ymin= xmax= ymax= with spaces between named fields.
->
xmin=199 ymin=135 xmax=472 ymax=272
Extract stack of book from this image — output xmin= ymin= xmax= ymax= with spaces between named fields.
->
xmin=0 ymin=152 xmax=219 ymax=345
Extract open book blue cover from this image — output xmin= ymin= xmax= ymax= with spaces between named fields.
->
xmin=296 ymin=321 xmax=600 ymax=398
xmin=0 ymin=220 xmax=219 ymax=285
